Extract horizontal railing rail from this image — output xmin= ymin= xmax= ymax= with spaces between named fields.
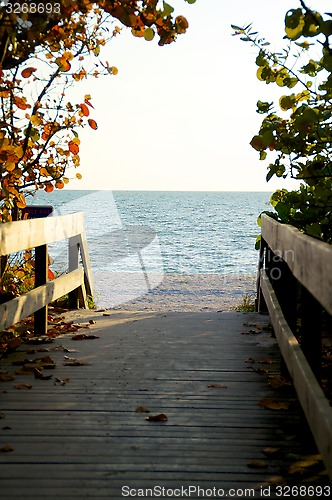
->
xmin=0 ymin=212 xmax=93 ymax=335
xmin=256 ymin=213 xmax=332 ymax=480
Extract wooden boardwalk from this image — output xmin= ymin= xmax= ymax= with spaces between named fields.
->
xmin=0 ymin=310 xmax=325 ymax=499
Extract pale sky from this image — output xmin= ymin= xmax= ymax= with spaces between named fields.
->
xmin=67 ymin=0 xmax=331 ymax=191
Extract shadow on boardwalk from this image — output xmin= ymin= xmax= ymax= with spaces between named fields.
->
xmin=0 ymin=310 xmax=329 ymax=499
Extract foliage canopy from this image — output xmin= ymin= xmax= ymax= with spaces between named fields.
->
xmin=0 ymin=0 xmax=195 ymax=221
xmin=233 ymin=0 xmax=332 ymax=244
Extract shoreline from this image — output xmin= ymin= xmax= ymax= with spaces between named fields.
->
xmin=93 ymin=272 xmax=257 ymax=312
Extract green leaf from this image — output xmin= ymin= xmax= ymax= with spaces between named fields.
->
xmin=163 ymin=2 xmax=174 ymax=16
xmin=144 ymin=28 xmax=155 ymax=41
xmin=256 ymin=100 xmax=272 ymax=114
xmin=285 ymin=9 xmax=305 ymax=40
xmin=231 ymin=24 xmax=243 ymax=31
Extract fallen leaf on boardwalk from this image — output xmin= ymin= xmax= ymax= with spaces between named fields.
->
xmin=12 ymin=358 xmax=36 ymax=365
xmin=259 ymin=398 xmax=290 ymax=410
xmin=245 ymin=357 xmax=255 ymax=363
xmin=247 ymin=460 xmax=268 ymax=469
xmin=63 ymin=360 xmax=91 ymax=366
xmin=89 ymin=320 xmax=96 ymax=324
xmin=257 ymin=359 xmax=273 ymax=364
xmin=243 ymin=322 xmax=272 ymax=330
xmin=135 ymin=406 xmax=150 ymax=413
xmin=34 ymin=368 xmax=53 ymax=380
xmin=71 ymin=333 xmax=99 ymax=340
xmin=0 ymin=412 xmax=5 ymax=419
xmin=207 ymin=383 xmax=228 ymax=388
xmin=0 ymin=373 xmax=15 ymax=382
xmin=15 ymin=365 xmax=35 ymax=375
xmin=262 ymin=447 xmax=281 ymax=457
xmin=25 ymin=337 xmax=54 ymax=344
xmin=145 ymin=413 xmax=168 ymax=422
xmin=14 ymin=384 xmax=32 ymax=390
xmin=252 ymin=367 xmax=269 ymax=374
xmin=241 ymin=329 xmax=260 ymax=335
xmin=288 ymin=455 xmax=322 ymax=475
xmin=268 ymin=375 xmax=292 ymax=389
xmin=0 ymin=444 xmax=14 ymax=452
xmin=54 ymin=378 xmax=70 ymax=386
xmin=50 ymin=345 xmax=76 ymax=352
xmin=25 ymin=348 xmax=49 ymax=354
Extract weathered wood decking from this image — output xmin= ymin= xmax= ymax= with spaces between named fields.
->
xmin=0 ymin=311 xmax=326 ymax=499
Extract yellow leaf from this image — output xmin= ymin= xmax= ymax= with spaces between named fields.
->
xmin=5 ymin=163 xmax=16 ymax=172
xmin=31 ymin=115 xmax=42 ymax=126
xmin=144 ymin=28 xmax=155 ymax=41
xmin=76 ymin=173 xmax=82 ymax=179
xmin=110 ymin=66 xmax=118 ymax=75
xmin=63 ymin=177 xmax=69 ymax=184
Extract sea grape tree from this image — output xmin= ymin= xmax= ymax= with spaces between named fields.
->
xmin=0 ymin=0 xmax=195 ymax=221
xmin=233 ymin=0 xmax=332 ymax=243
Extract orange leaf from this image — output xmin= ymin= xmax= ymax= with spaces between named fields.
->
xmin=88 ymin=119 xmax=98 ymax=130
xmin=21 ymin=67 xmax=37 ymax=78
xmin=48 ymin=269 xmax=55 ymax=280
xmin=68 ymin=141 xmax=79 ymax=154
xmin=79 ymin=103 xmax=90 ymax=117
xmin=55 ymin=180 xmax=65 ymax=189
xmin=13 ymin=96 xmax=31 ymax=110
xmin=44 ymin=183 xmax=54 ymax=193
xmin=55 ymin=57 xmax=71 ymax=72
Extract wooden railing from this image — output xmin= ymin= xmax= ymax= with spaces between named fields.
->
xmin=0 ymin=212 xmax=93 ymax=335
xmin=256 ymin=213 xmax=332 ymax=480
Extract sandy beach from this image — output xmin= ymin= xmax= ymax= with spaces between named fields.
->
xmin=94 ymin=272 xmax=257 ymax=312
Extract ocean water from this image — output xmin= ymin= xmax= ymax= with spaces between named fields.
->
xmin=29 ymin=190 xmax=271 ymax=276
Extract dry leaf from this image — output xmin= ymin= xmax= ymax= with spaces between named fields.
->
xmin=0 ymin=412 xmax=5 ymax=419
xmin=0 ymin=444 xmax=14 ymax=453
xmin=14 ymin=384 xmax=32 ymax=390
xmin=247 ymin=460 xmax=268 ymax=469
xmin=135 ymin=406 xmax=150 ymax=413
xmin=241 ymin=329 xmax=260 ymax=335
xmin=252 ymin=367 xmax=269 ymax=374
xmin=25 ymin=348 xmax=49 ymax=354
xmin=71 ymin=333 xmax=99 ymax=340
xmin=50 ymin=345 xmax=76 ymax=352
xmin=145 ymin=413 xmax=168 ymax=422
xmin=268 ymin=375 xmax=292 ymax=389
xmin=257 ymin=359 xmax=273 ymax=364
xmin=207 ymin=383 xmax=228 ymax=388
xmin=288 ymin=455 xmax=322 ymax=475
xmin=34 ymin=368 xmax=53 ymax=380
xmin=0 ymin=374 xmax=15 ymax=382
xmin=15 ymin=365 xmax=35 ymax=375
xmin=88 ymin=320 xmax=96 ymax=324
xmin=54 ymin=378 xmax=70 ymax=386
xmin=63 ymin=360 xmax=91 ymax=366
xmin=245 ymin=357 xmax=255 ymax=363
xmin=259 ymin=398 xmax=290 ymax=410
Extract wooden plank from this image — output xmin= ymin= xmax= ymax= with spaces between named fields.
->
xmin=0 ymin=268 xmax=84 ymax=330
xmin=260 ymin=268 xmax=332 ymax=479
xmin=0 ymin=213 xmax=84 ymax=255
xmin=261 ymin=214 xmax=332 ymax=315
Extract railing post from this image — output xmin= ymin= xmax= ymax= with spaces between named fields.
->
xmin=34 ymin=244 xmax=48 ymax=335
xmin=256 ymin=238 xmax=267 ymax=313
xmin=68 ymin=235 xmax=80 ymax=309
